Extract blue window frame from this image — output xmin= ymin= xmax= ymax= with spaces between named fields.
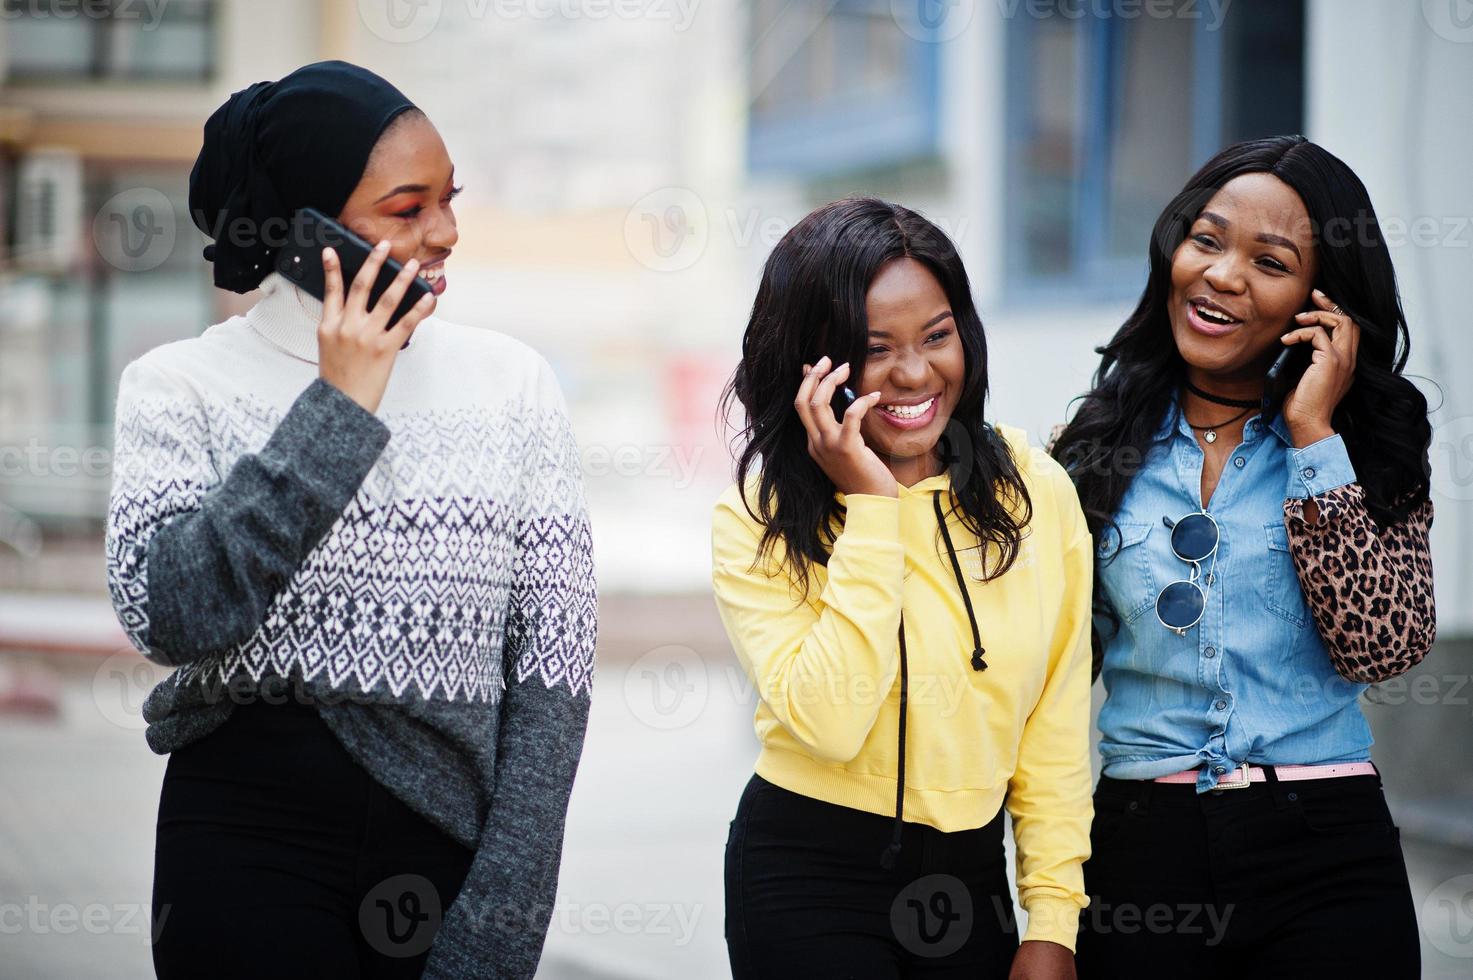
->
xmin=1003 ymin=0 xmax=1304 ymax=302
xmin=747 ymin=0 xmax=942 ymax=176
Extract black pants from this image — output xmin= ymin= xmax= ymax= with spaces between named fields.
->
xmin=152 ymin=693 xmax=473 ymax=979
xmin=725 ymin=773 xmax=1020 ymax=979
xmin=1076 ymin=772 xmax=1419 ymax=978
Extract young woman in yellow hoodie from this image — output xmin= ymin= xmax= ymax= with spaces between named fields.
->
xmin=712 ymin=198 xmax=1093 ymax=979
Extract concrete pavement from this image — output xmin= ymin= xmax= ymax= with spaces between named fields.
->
xmin=2 ymin=593 xmax=1471 ymax=977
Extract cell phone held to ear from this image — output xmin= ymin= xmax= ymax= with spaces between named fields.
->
xmin=275 ymin=208 xmax=434 ymax=330
xmin=831 ymin=385 xmax=857 ymax=424
xmin=1264 ymin=320 xmax=1316 ymax=417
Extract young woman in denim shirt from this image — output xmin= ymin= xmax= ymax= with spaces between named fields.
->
xmin=1050 ymin=136 xmax=1435 ymax=977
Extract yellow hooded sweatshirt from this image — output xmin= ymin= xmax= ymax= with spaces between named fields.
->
xmin=710 ymin=423 xmax=1093 ymax=951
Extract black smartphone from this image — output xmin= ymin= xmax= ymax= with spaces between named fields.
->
xmin=275 ymin=208 xmax=433 ymax=329
xmin=831 ymin=385 xmax=857 ymax=423
xmin=1263 ymin=298 xmax=1318 ymax=416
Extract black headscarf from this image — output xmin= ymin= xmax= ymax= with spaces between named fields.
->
xmin=189 ymin=60 xmax=418 ymax=294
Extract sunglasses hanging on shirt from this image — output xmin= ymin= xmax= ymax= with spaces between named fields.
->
xmin=1155 ymin=511 xmax=1220 ymax=635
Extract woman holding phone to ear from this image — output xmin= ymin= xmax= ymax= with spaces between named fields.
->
xmin=106 ymin=61 xmax=596 ymax=978
xmin=1049 ymin=136 xmax=1435 ymax=976
xmin=714 ymin=198 xmax=1094 ymax=978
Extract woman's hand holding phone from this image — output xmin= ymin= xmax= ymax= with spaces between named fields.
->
xmin=794 ymin=356 xmax=896 ymax=498
xmin=1279 ymin=288 xmax=1360 ymax=448
xmin=317 ymin=240 xmax=436 ymax=414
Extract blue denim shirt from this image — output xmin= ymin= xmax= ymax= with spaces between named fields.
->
xmin=1095 ymin=390 xmax=1369 ymax=792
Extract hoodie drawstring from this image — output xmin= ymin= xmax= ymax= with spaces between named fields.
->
xmin=879 ymin=490 xmax=986 ymax=871
xmin=934 ymin=490 xmax=987 ymax=672
xmin=879 ymin=614 xmax=910 ymax=870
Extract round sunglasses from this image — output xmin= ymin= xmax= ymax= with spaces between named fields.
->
xmin=1156 ymin=511 xmax=1220 ymax=635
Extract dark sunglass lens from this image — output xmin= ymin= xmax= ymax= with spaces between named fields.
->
xmin=1171 ymin=514 xmax=1217 ymax=562
xmin=1158 ymin=580 xmax=1206 ymax=630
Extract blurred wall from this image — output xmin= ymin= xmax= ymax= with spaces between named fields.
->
xmin=1305 ymin=0 xmax=1473 ymax=635
xmin=0 ymin=0 xmax=1468 ymax=616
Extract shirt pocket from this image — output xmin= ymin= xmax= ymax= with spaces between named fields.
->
xmin=1096 ymin=522 xmax=1158 ymax=625
xmin=1261 ymin=521 xmax=1310 ymax=629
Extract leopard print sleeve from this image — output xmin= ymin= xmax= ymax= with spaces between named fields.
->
xmin=1283 ymin=484 xmax=1436 ymax=683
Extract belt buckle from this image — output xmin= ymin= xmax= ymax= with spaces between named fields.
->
xmin=1214 ymin=764 xmax=1253 ymax=790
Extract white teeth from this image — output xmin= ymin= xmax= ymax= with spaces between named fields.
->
xmin=422 ymin=266 xmax=444 ymax=282
xmin=881 ymin=397 xmax=934 ymax=419
xmin=1194 ymin=302 xmax=1235 ymax=324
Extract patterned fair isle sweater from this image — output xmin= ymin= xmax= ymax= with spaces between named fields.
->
xmin=104 ymin=271 xmax=597 ymax=978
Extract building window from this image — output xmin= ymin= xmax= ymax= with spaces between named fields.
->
xmin=747 ymin=0 xmax=941 ymax=176
xmin=1004 ymin=0 xmax=1304 ymax=299
xmin=0 ymin=163 xmax=210 ymax=525
xmin=2 ymin=0 xmax=215 ymax=83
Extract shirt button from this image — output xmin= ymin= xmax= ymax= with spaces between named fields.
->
xmin=1233 ymin=457 xmax=1245 ymax=468
xmin=1214 ymin=766 xmax=1226 ymax=775
xmin=1215 ymin=700 xmax=1228 ymax=710
xmin=1303 ymin=466 xmax=1316 ymax=480
xmin=1205 ymin=646 xmax=1216 ymax=658
xmin=1205 ymin=571 xmax=1215 ymax=586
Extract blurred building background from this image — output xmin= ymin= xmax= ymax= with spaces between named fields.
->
xmin=0 ymin=0 xmax=1470 ymax=976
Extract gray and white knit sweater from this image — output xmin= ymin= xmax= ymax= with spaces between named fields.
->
xmin=104 ymin=271 xmax=597 ymax=978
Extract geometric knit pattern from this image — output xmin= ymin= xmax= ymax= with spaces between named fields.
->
xmin=106 ymin=347 xmax=595 ymax=704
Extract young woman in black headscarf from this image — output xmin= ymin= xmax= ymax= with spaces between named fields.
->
xmin=105 ymin=61 xmax=597 ymax=979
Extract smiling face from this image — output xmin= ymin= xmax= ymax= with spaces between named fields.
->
xmin=1168 ymin=172 xmax=1320 ymax=382
xmin=857 ymin=257 xmax=966 ymax=472
xmin=336 ymin=111 xmax=460 ymax=296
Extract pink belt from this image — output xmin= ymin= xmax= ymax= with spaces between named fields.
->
xmin=1154 ymin=762 xmax=1378 ymax=790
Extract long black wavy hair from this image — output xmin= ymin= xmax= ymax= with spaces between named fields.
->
xmin=1050 ymin=135 xmax=1433 ymax=675
xmin=719 ymin=197 xmax=1032 ymax=597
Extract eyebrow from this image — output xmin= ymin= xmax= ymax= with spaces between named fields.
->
xmin=373 ymin=168 xmax=457 ymax=205
xmin=868 ymin=310 xmax=954 ymax=339
xmin=1199 ymin=211 xmax=1302 ymax=260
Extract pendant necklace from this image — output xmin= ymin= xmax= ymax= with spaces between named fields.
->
xmin=1188 ymin=406 xmax=1255 ymax=443
xmin=1183 ymin=380 xmax=1260 ymax=444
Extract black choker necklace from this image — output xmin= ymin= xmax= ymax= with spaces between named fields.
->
xmin=1185 ymin=379 xmax=1260 ymax=409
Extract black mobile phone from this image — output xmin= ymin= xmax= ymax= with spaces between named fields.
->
xmin=275 ymin=208 xmax=433 ymax=329
xmin=1263 ymin=300 xmax=1318 ymax=416
xmin=832 ymin=385 xmax=857 ymax=423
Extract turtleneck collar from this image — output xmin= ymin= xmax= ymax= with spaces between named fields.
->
xmin=246 ymin=272 xmax=328 ymax=364
xmin=243 ymin=272 xmax=424 ymax=364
